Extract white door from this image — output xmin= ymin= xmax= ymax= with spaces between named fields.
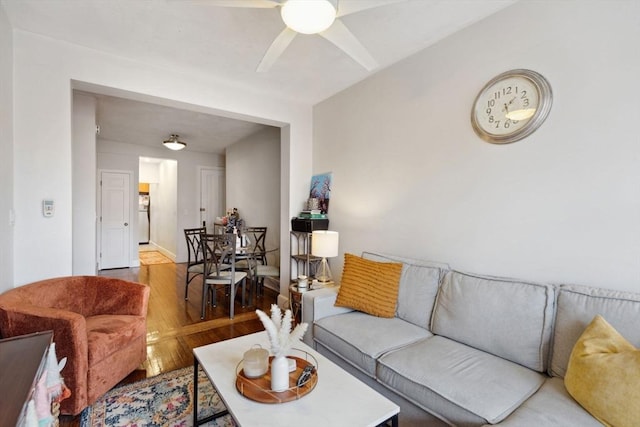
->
xmin=99 ymin=171 xmax=131 ymax=269
xmin=200 ymin=167 xmax=225 ymax=230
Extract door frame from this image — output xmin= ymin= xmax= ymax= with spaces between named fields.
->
xmin=97 ymin=169 xmax=135 ymax=270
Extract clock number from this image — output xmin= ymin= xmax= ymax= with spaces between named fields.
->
xmin=494 ymin=91 xmax=501 ymax=100
xmin=523 ymin=98 xmax=530 ymax=107
xmin=488 ymin=116 xmax=495 ymax=123
xmin=494 ymin=120 xmax=501 ymax=128
xmin=504 ymin=120 xmax=511 ymax=129
xmin=502 ymin=86 xmax=512 ymax=95
xmin=487 ymin=99 xmax=495 ymax=108
xmin=486 ymin=107 xmax=492 ymax=115
xmin=520 ymin=90 xmax=527 ymax=98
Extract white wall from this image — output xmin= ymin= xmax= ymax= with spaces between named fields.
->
xmin=11 ymin=29 xmax=312 ymax=287
xmin=151 ymin=160 xmax=178 ymax=257
xmin=0 ymin=5 xmax=12 ymax=292
xmin=314 ymin=1 xmax=640 ymax=292
xmin=72 ymin=93 xmax=97 ymax=275
xmin=226 ymin=127 xmax=281 ymax=266
xmin=140 ymin=162 xmax=159 ymax=183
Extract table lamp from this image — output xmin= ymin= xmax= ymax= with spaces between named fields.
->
xmin=311 ymin=230 xmax=339 ymax=283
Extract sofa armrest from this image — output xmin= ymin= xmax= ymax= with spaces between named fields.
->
xmin=0 ymin=305 xmax=89 ymax=399
xmin=301 ymin=287 xmax=353 ymax=346
xmin=0 ymin=305 xmax=87 ymax=343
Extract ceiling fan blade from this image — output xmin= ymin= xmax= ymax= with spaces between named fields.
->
xmin=336 ymin=0 xmax=406 ymax=17
xmin=208 ymin=0 xmax=282 ymax=8
xmin=257 ymin=27 xmax=297 ymax=72
xmin=320 ymin=19 xmax=378 ymax=71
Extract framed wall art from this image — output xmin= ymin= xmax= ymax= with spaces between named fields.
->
xmin=309 ymin=173 xmax=332 ymax=214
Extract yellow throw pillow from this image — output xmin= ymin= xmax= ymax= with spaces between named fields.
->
xmin=334 ymin=253 xmax=402 ymax=318
xmin=564 ymin=315 xmax=640 ymax=427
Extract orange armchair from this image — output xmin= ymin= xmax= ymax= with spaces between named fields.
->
xmin=0 ymin=276 xmax=150 ymax=415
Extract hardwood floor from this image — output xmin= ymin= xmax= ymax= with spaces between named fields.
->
xmin=59 ymin=260 xmax=279 ymax=426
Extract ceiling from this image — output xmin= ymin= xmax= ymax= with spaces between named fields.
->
xmin=2 ymin=0 xmax=515 ymax=154
xmin=89 ymin=93 xmax=272 ymax=154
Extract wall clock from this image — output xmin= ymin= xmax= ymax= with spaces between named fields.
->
xmin=471 ymin=69 xmax=552 ymax=144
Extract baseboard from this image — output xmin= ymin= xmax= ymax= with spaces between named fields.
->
xmin=148 ymin=240 xmax=176 ymax=261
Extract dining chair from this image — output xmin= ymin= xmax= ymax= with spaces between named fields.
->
xmin=245 ymin=227 xmax=278 ymax=296
xmin=200 ymin=233 xmax=248 ymax=319
xmin=244 ymin=248 xmax=280 ymax=298
xmin=245 ymin=227 xmax=267 ymax=264
xmin=255 ymin=258 xmax=280 ymax=297
xmin=236 ymin=226 xmax=267 ymax=270
xmin=213 ymin=222 xmax=227 ymax=235
xmin=184 ymin=227 xmax=206 ymax=300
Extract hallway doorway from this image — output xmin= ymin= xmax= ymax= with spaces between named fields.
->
xmin=138 ymin=156 xmax=178 ymax=265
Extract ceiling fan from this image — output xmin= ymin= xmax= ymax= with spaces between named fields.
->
xmin=211 ymin=0 xmax=402 ymax=72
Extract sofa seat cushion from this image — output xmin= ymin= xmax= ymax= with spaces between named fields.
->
xmin=377 ymin=335 xmax=545 ymax=424
xmin=86 ymin=314 xmax=147 ymax=364
xmin=314 ymin=311 xmax=431 ymax=377
xmin=489 ymin=377 xmax=602 ymax=426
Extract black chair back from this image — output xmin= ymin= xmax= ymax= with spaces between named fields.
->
xmin=245 ymin=227 xmax=267 ymax=264
xmin=184 ymin=227 xmax=206 ymax=266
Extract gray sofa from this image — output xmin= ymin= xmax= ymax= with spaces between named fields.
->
xmin=302 ymin=252 xmax=640 ymax=426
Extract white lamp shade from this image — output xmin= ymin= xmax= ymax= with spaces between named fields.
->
xmin=311 ymin=230 xmax=339 ymax=258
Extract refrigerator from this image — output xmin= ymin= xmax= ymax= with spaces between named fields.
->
xmin=139 ymin=193 xmax=150 ymax=244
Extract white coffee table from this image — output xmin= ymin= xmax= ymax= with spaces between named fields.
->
xmin=193 ymin=331 xmax=399 ymax=427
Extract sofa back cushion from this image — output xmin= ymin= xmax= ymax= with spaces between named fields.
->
xmin=432 ymin=271 xmax=555 ymax=372
xmin=550 ymin=284 xmax=640 ymax=378
xmin=362 ymin=252 xmax=448 ymax=329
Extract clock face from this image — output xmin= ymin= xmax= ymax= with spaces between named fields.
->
xmin=471 ymin=69 xmax=552 ymax=144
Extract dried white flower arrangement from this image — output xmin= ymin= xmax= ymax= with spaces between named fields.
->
xmin=256 ymin=304 xmax=308 ymax=358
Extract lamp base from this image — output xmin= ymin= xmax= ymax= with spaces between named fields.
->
xmin=315 ymin=258 xmax=333 ymax=283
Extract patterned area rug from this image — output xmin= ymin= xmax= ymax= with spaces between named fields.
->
xmin=80 ymin=367 xmax=235 ymax=426
xmin=139 ymin=251 xmax=173 ymax=265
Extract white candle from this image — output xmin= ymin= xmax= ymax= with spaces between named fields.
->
xmin=243 ymin=346 xmax=269 ymax=378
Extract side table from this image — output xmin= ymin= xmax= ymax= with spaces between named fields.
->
xmin=289 ymin=284 xmax=304 ymax=324
xmin=289 ymin=282 xmax=336 ymax=325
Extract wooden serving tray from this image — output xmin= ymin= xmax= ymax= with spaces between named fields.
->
xmin=236 ymin=356 xmax=318 ymax=403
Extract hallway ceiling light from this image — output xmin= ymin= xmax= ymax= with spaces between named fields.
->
xmin=163 ymin=134 xmax=186 ymax=151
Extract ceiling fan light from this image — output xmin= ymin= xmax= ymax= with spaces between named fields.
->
xmin=163 ymin=134 xmax=186 ymax=151
xmin=281 ymin=0 xmax=336 ymax=35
